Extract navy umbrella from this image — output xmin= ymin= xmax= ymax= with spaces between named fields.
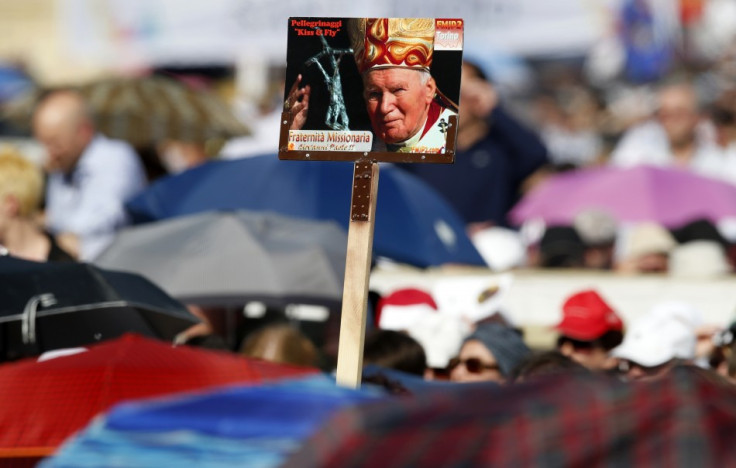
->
xmin=126 ymin=155 xmax=485 ymax=268
xmin=0 ymin=65 xmax=33 ymax=103
xmin=44 ymin=375 xmax=381 ymax=468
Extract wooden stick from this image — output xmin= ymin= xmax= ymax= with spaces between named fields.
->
xmin=335 ymin=161 xmax=379 ymax=388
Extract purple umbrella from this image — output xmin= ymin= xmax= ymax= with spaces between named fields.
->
xmin=509 ymin=165 xmax=736 ymax=228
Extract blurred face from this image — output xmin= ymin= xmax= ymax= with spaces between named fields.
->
xmin=33 ymin=97 xmax=92 ymax=174
xmin=449 ymin=339 xmax=505 ymax=383
xmin=363 ymin=68 xmax=435 ymax=144
xmin=458 ymin=62 xmax=495 ymax=124
xmin=656 ymin=86 xmax=699 ymax=147
xmin=617 ymin=359 xmax=675 ymax=381
xmin=635 ymin=252 xmax=669 ymax=273
xmin=34 ymin=119 xmax=88 ymax=174
xmin=559 ymin=341 xmax=614 ymax=371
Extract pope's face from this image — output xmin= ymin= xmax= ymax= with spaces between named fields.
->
xmin=362 ymin=68 xmax=435 ymax=144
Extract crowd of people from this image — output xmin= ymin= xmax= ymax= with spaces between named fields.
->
xmin=230 ymin=284 xmax=736 ymax=395
xmin=4 ymin=6 xmax=736 ymax=465
xmin=1 ymin=13 xmax=736 ymax=396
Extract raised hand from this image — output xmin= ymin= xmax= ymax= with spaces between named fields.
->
xmin=285 ymin=74 xmax=311 ymax=130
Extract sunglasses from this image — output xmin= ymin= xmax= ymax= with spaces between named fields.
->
xmin=448 ymin=357 xmax=501 ymax=374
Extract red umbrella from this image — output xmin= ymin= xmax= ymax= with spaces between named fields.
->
xmin=284 ymin=367 xmax=736 ymax=467
xmin=0 ymin=334 xmax=317 ymax=459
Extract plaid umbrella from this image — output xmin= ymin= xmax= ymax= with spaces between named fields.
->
xmin=1 ymin=75 xmax=250 ymax=147
xmin=78 ymin=75 xmax=250 ymax=147
xmin=284 ymin=367 xmax=736 ymax=467
xmin=0 ymin=334 xmax=316 ymax=460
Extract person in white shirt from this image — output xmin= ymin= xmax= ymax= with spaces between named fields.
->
xmin=33 ymin=90 xmax=147 ymax=260
xmin=610 ymin=81 xmax=723 ymax=171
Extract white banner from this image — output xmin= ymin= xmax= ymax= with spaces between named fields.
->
xmin=287 ymin=130 xmax=373 ymax=152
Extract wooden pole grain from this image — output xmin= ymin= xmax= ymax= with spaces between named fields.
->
xmin=335 ymin=161 xmax=379 ymax=388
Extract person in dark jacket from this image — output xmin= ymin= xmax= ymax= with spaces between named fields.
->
xmin=399 ymin=60 xmax=549 ymax=231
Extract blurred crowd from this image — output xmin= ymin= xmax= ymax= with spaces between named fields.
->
xmin=228 ymin=285 xmax=736 ymax=393
xmin=358 ymin=286 xmax=736 ymax=390
xmin=2 ymin=0 xmax=736 ymax=393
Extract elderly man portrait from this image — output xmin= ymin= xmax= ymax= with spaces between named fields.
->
xmin=286 ymin=18 xmax=458 ymax=154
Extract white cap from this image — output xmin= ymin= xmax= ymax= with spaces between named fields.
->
xmin=408 ymin=313 xmax=469 ymax=368
xmin=376 ymin=287 xmax=470 ymax=368
xmin=471 ymin=227 xmax=526 ymax=271
xmin=376 ymin=288 xmax=439 ymax=331
xmin=669 ymin=241 xmax=731 ymax=278
xmin=612 ymin=305 xmax=696 ymax=367
xmin=624 ymin=222 xmax=677 ymax=260
xmin=648 ymin=301 xmax=703 ymax=329
xmin=716 ymin=216 xmax=736 ymax=243
xmin=433 ymin=274 xmax=515 ymax=324
xmin=573 ymin=208 xmax=618 ymax=246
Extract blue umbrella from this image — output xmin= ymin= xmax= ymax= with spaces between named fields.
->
xmin=0 ymin=65 xmax=33 ymax=102
xmin=126 ymin=155 xmax=486 ymax=268
xmin=42 ymin=375 xmax=383 ymax=468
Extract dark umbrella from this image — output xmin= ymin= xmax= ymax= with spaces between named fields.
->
xmin=125 ymin=156 xmax=486 ymax=268
xmin=284 ymin=367 xmax=736 ymax=467
xmin=94 ymin=210 xmax=347 ymax=306
xmin=0 ymin=256 xmax=198 ymax=360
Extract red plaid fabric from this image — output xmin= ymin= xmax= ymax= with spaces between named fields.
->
xmin=0 ymin=334 xmax=316 ymax=458
xmin=284 ymin=367 xmax=736 ymax=467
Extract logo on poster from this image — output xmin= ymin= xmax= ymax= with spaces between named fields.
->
xmin=434 ymin=18 xmax=463 ymax=51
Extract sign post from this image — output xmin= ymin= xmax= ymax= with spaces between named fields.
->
xmin=335 ymin=161 xmax=379 ymax=388
xmin=279 ymin=17 xmax=463 ymax=387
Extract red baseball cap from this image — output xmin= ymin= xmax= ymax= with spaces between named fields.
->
xmin=554 ymin=289 xmax=623 ymax=341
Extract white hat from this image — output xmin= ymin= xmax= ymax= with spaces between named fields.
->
xmin=376 ymin=288 xmax=470 ymax=368
xmin=409 ymin=313 xmax=468 ymax=368
xmin=471 ymin=227 xmax=526 ymax=271
xmin=573 ymin=209 xmax=618 ymax=246
xmin=625 ymin=222 xmax=677 ymax=260
xmin=669 ymin=240 xmax=731 ymax=278
xmin=648 ymin=300 xmax=703 ymax=329
xmin=433 ymin=274 xmax=515 ymax=325
xmin=612 ymin=305 xmax=696 ymax=367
